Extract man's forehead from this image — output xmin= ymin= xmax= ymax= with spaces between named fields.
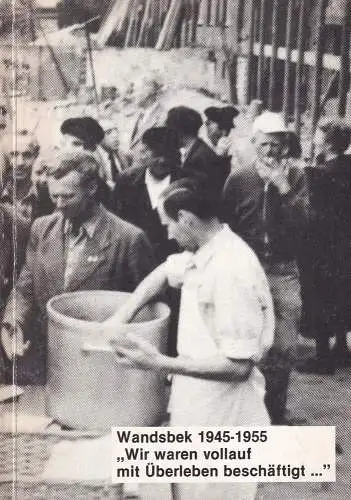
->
xmin=49 ymin=170 xmax=82 ymax=188
xmin=255 ymin=131 xmax=286 ymax=143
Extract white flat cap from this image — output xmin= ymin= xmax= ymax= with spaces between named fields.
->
xmin=252 ymin=111 xmax=288 ymax=135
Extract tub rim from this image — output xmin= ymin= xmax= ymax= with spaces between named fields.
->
xmin=46 ymin=290 xmax=170 ymax=329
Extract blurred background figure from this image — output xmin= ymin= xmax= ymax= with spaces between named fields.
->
xmin=0 ymin=133 xmax=40 ymax=224
xmin=203 ymin=105 xmax=239 ymax=158
xmin=30 ymin=151 xmax=55 ymax=219
xmin=0 ymin=97 xmax=8 ymax=133
xmin=297 ymin=119 xmax=351 ymax=375
xmin=129 ymin=78 xmax=166 ymax=157
xmin=97 ymin=117 xmax=130 ymax=189
xmin=166 ymin=106 xmax=230 ymax=198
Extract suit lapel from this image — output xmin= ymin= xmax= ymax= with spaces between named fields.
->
xmin=67 ymin=208 xmax=112 ymax=292
xmin=41 ymin=215 xmax=66 ymax=296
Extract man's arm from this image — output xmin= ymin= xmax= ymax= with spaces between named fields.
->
xmin=111 ymin=334 xmax=252 ymax=382
xmin=105 ymin=262 xmax=169 ymax=324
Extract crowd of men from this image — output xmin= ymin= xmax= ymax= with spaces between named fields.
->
xmin=0 ymin=98 xmax=351 ymax=487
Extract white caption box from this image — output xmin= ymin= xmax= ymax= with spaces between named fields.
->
xmin=111 ymin=426 xmax=335 ymax=483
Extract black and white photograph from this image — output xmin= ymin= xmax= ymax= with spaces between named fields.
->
xmin=0 ymin=1 xmax=350 ymax=499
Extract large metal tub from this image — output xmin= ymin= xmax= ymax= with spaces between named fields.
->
xmin=46 ymin=291 xmax=170 ymax=431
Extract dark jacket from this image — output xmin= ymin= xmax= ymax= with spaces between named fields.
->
xmin=112 ymin=165 xmax=179 ymax=263
xmin=222 ymin=162 xmax=308 ymax=266
xmin=181 ymin=138 xmax=231 ymax=197
xmin=300 ymin=155 xmax=351 ymax=332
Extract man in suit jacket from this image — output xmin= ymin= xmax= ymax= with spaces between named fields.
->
xmin=113 ymin=126 xmax=181 ymax=264
xmin=97 ymin=117 xmax=130 ymax=189
xmin=1 ymin=150 xmax=155 ymax=384
xmin=165 ymin=106 xmax=231 ymax=198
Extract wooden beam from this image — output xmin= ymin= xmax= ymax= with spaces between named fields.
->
xmin=268 ymin=0 xmax=279 ymax=110
xmin=283 ymin=0 xmax=294 ymax=124
xmin=246 ymin=0 xmax=256 ymax=103
xmin=257 ymin=0 xmax=266 ymax=101
xmin=311 ymin=0 xmax=328 ymax=140
xmin=337 ymin=1 xmax=351 ymax=117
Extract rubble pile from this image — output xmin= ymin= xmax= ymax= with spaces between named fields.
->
xmin=19 ymin=47 xmax=231 ymax=153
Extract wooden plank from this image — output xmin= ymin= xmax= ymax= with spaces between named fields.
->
xmin=268 ymin=0 xmax=279 ymax=109
xmin=96 ymin=0 xmax=128 ymax=46
xmin=257 ymin=0 xmax=266 ymax=101
xmin=247 ymin=0 xmax=256 ymax=103
xmin=337 ymin=1 xmax=351 ymax=117
xmin=191 ymin=0 xmax=199 ymax=44
xmin=311 ymin=0 xmax=328 ymax=140
xmin=137 ymin=0 xmax=153 ymax=47
xmin=155 ymin=0 xmax=183 ymax=50
xmin=283 ymin=0 xmax=294 ymax=124
xmin=124 ymin=0 xmax=137 ymax=47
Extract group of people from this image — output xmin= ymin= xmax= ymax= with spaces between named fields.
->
xmin=0 ymin=95 xmax=351 ymax=498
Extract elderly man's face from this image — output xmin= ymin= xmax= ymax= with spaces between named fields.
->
xmin=8 ymin=136 xmax=35 ymax=182
xmin=48 ymin=170 xmax=91 ymax=220
xmin=254 ymin=131 xmax=287 ymax=165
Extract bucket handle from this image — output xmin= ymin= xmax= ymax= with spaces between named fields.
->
xmin=81 ymin=342 xmax=133 ymax=366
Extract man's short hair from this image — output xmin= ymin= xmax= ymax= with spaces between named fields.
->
xmin=317 ymin=118 xmax=351 ymax=155
xmin=162 ymin=178 xmax=219 ymax=221
xmin=142 ymin=126 xmax=180 ymax=158
xmin=50 ymin=150 xmax=100 ymax=185
xmin=166 ymin=106 xmax=203 ymax=137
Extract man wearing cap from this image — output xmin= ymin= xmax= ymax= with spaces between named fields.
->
xmin=166 ymin=106 xmax=230 ymax=198
xmin=60 ymin=116 xmax=114 ymax=204
xmin=223 ymin=111 xmax=308 ymax=425
xmin=0 ymin=133 xmax=45 ymax=224
xmin=204 ymin=105 xmax=239 ymax=157
xmin=1 ymin=150 xmax=155 ymax=384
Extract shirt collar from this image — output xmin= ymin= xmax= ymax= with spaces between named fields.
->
xmin=63 ymin=204 xmax=102 ymax=239
xmin=192 ymin=224 xmax=229 ymax=270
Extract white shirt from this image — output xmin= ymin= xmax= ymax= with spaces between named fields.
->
xmin=165 ymin=225 xmax=274 ymax=427
xmin=144 ymin=169 xmax=171 ymax=209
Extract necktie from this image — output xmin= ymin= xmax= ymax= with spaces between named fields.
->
xmin=108 ymin=151 xmax=118 ymax=182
